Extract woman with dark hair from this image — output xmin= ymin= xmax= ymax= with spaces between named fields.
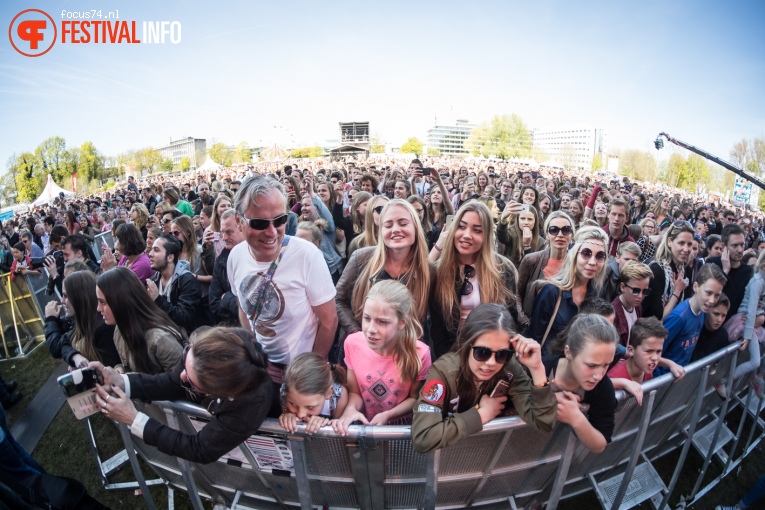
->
xmin=78 ymin=216 xmax=97 ymax=241
xmin=65 ymin=210 xmax=80 ymax=235
xmin=45 ymin=270 xmax=120 ymax=368
xmin=412 ymin=303 xmax=556 ymax=452
xmin=92 ymin=327 xmax=272 ymax=464
xmin=518 ymin=185 xmax=541 ymax=212
xmin=101 ymin=223 xmax=153 ymax=284
xmin=497 ymin=203 xmax=544 ymax=267
xmin=96 ymin=267 xmax=184 ymax=374
xmin=630 ymin=193 xmax=648 ymax=225
xmin=162 ymin=188 xmax=194 ymax=217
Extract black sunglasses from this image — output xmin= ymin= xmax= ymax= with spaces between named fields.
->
xmin=579 ymin=247 xmax=607 ymax=262
xmin=623 ymin=283 xmax=651 ymax=297
xmin=373 ymin=205 xmax=385 ymax=215
xmin=180 ymin=345 xmax=205 ymax=395
xmin=243 ymin=213 xmax=289 ymax=231
xmin=161 ymin=218 xmax=173 ymax=224
xmin=471 ymin=345 xmax=514 ymax=365
xmin=461 ymin=265 xmax=475 ymax=296
xmin=548 ymin=225 xmax=573 ymax=236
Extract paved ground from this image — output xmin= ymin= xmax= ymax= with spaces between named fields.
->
xmin=10 ymin=361 xmax=67 ymax=451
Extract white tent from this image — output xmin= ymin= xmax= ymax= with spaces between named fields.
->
xmin=32 ymin=174 xmax=76 ymax=207
xmin=197 ymin=155 xmax=223 ymax=172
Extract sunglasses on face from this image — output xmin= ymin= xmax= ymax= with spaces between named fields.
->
xmin=373 ymin=205 xmax=385 ymax=215
xmin=170 ymin=230 xmax=182 ymax=238
xmin=471 ymin=345 xmax=514 ymax=365
xmin=243 ymin=213 xmax=289 ymax=231
xmin=623 ymin=283 xmax=651 ymax=297
xmin=579 ymin=247 xmax=607 ymax=262
xmin=548 ymin=225 xmax=573 ymax=236
xmin=161 ymin=218 xmax=173 ymax=224
xmin=461 ymin=265 xmax=476 ymax=296
xmin=180 ymin=345 xmax=205 ymax=395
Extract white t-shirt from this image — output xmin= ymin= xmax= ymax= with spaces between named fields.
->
xmin=228 ymin=236 xmax=336 ymax=364
xmin=625 ymin=307 xmax=638 ymax=334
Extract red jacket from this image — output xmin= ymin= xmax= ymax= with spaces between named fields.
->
xmin=612 ymin=296 xmax=642 ymax=348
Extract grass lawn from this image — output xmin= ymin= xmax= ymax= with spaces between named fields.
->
xmin=4 ymin=346 xmax=764 ymax=509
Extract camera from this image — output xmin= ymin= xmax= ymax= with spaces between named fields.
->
xmin=30 ymin=250 xmax=63 ymax=269
xmin=57 ymin=367 xmax=105 ymax=420
xmin=422 ymin=167 xmax=433 ymax=176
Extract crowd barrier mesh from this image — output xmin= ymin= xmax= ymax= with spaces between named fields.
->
xmin=102 ymin=342 xmax=763 ymax=510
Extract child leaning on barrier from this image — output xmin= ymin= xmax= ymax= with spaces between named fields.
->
xmin=332 ymin=280 xmax=432 ymax=435
xmin=608 ymin=317 xmax=685 ymax=405
xmin=545 ymin=313 xmax=618 ymax=453
xmin=411 ymin=304 xmax=556 ymax=453
xmin=278 ymin=353 xmax=348 ymax=434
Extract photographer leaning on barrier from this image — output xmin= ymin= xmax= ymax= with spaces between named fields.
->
xmin=90 ymin=327 xmax=272 ymax=464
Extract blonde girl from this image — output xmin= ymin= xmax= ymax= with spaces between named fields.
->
xmin=279 ymin=353 xmax=348 ymax=434
xmin=332 ymin=280 xmax=432 ymax=434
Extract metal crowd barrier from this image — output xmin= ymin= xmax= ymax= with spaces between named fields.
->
xmin=0 ymin=272 xmax=51 ymax=360
xmin=110 ymin=342 xmax=763 ymax=510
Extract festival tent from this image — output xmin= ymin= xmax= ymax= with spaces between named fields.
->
xmin=32 ymin=175 xmax=76 ymax=207
xmin=196 ymin=155 xmax=223 ymax=173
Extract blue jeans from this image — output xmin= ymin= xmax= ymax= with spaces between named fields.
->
xmin=740 ymin=473 xmax=765 ymax=509
xmin=0 ymin=405 xmax=45 ymax=478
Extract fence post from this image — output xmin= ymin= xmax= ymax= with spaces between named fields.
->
xmin=690 ymin=350 xmax=738 ymax=499
xmin=610 ymin=390 xmax=656 ymax=510
xmin=289 ymin=438 xmax=314 ymax=510
xmin=546 ymin=429 xmax=577 ymax=510
xmin=657 ymin=364 xmax=710 ymax=510
xmin=164 ymin=411 xmax=208 ymax=510
xmin=423 ymin=449 xmax=440 ymax=510
xmin=115 ymin=423 xmax=158 ymax=510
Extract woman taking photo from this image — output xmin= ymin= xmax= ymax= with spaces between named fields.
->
xmin=528 ymin=226 xmax=608 ymax=355
xmin=518 ymin=185 xmax=541 ymax=211
xmin=412 ymin=304 xmax=557 ymax=453
xmin=96 ymin=267 xmax=184 ymax=374
xmin=336 ymin=199 xmax=432 ymax=341
xmin=100 ymin=223 xmax=154 ymax=284
xmin=497 ymin=203 xmax=544 ymax=267
xmin=45 ymin=270 xmax=120 ymax=369
xmin=518 ymin=211 xmax=576 ymax=317
xmin=641 ymin=221 xmax=695 ymax=320
xmin=93 ymin=327 xmax=272 ymax=464
xmin=429 ymin=201 xmax=523 ymax=359
xmin=545 ymin=313 xmax=618 ymax=453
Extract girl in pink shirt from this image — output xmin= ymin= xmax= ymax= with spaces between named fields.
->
xmin=332 ymin=280 xmax=431 ymax=434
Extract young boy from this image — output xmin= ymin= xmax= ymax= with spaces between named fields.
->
xmin=691 ymin=293 xmax=730 ymax=363
xmin=602 ymin=242 xmax=642 ymax=302
xmin=612 ymin=261 xmax=653 ymax=348
xmin=609 ymin=317 xmax=686 ymax=404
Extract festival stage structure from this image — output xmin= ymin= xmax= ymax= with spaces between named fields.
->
xmin=85 ymin=343 xmax=763 ymax=510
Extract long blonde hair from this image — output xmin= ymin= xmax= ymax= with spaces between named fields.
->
xmin=434 ymin=201 xmax=515 ymax=327
xmin=362 ymin=195 xmax=390 ymax=248
xmin=352 ymin=200 xmax=431 ymax=324
xmin=364 ymin=280 xmax=423 ymax=384
xmin=350 ymin=191 xmax=372 ymax=234
xmin=548 ymin=226 xmax=608 ymax=293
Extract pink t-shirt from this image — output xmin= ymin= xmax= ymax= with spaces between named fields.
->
xmin=344 ymin=331 xmax=432 ymax=421
xmin=607 ymin=360 xmax=653 ymax=382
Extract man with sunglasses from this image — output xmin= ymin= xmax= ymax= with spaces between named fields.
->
xmin=228 ymin=176 xmax=338 ymax=411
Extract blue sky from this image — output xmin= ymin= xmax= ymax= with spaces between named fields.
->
xmin=1 ymin=0 xmax=763 ymax=172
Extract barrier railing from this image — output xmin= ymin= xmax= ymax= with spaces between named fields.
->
xmin=0 ymin=272 xmax=50 ymax=360
xmin=112 ymin=343 xmax=764 ymax=510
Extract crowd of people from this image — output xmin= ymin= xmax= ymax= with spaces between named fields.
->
xmin=2 ymin=154 xmax=765 ymax=507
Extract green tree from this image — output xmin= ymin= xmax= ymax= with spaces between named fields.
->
xmin=132 ymin=148 xmax=163 ymax=174
xmin=208 ymin=142 xmax=232 ymax=166
xmin=0 ymin=170 xmax=17 ymax=207
xmin=233 ymin=142 xmax=252 ymax=164
xmin=619 ymin=150 xmax=658 ymax=183
xmin=591 ymin=153 xmax=603 ymax=173
xmin=466 ymin=114 xmax=532 ymax=160
xmin=400 ymin=137 xmax=423 ymax=156
xmin=160 ymin=158 xmax=174 ymax=173
xmin=427 ymin=148 xmax=441 ymax=156
xmin=180 ymin=157 xmax=191 ymax=172
xmin=77 ymin=141 xmax=104 ymax=183
xmin=370 ymin=134 xmax=385 ymax=153
xmin=13 ymin=152 xmax=41 ymax=203
xmin=289 ymin=146 xmax=324 ymax=158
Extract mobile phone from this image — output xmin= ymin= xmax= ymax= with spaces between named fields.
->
xmin=422 ymin=167 xmax=432 ymax=176
xmin=468 ymin=176 xmax=475 ymax=184
xmin=490 ymin=380 xmax=509 ymax=398
xmin=57 ymin=368 xmax=104 ymax=420
xmin=522 ymin=205 xmax=530 ymax=212
xmin=213 ymin=232 xmax=220 ymax=241
xmin=443 ymin=214 xmax=455 ymax=232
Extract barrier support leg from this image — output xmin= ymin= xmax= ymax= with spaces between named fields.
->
xmin=610 ymin=390 xmax=656 ymax=510
xmin=722 ymin=388 xmax=752 ymax=476
xmin=546 ymin=429 xmax=577 ymax=510
xmin=423 ymin=449 xmax=440 ymax=510
xmin=690 ymin=350 xmax=738 ymax=500
xmin=289 ymin=438 xmax=314 ymax=510
xmin=657 ymin=364 xmax=710 ymax=510
xmin=163 ymin=412 xmax=207 ymax=510
xmin=116 ymin=422 xmax=158 ymax=510
xmin=742 ymin=391 xmax=765 ymax=455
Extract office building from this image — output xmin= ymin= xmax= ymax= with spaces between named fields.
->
xmin=427 ymin=119 xmax=475 ymax=156
xmin=532 ymin=126 xmax=607 ymax=170
xmin=158 ymin=137 xmax=207 ymax=170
